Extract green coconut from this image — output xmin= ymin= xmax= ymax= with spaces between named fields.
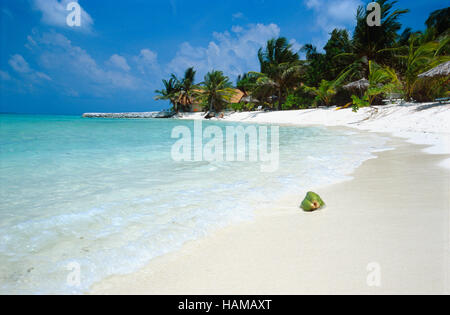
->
xmin=300 ymin=192 xmax=325 ymax=212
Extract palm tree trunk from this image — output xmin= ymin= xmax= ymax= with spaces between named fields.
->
xmin=209 ymin=98 xmax=214 ymax=112
xmin=172 ymin=101 xmax=178 ymax=113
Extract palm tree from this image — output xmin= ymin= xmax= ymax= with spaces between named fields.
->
xmin=258 ymin=37 xmax=299 ymax=73
xmin=351 ymin=60 xmax=401 ymax=111
xmin=155 ymin=67 xmax=200 ymax=112
xmin=303 ymin=80 xmax=339 ymax=107
xmin=199 ymin=71 xmax=236 ymax=112
xmin=383 ymin=35 xmax=450 ymax=100
xmin=352 ymin=0 xmax=409 ymax=63
xmin=236 ymin=72 xmax=258 ymax=95
xmin=425 ymin=7 xmax=450 ymax=39
xmin=176 ymin=67 xmax=199 ymax=112
xmin=337 ymin=0 xmax=409 ymax=77
xmin=366 ymin=60 xmax=400 ymax=104
xmin=255 ymin=37 xmax=302 ymax=110
xmin=399 ymin=36 xmax=450 ymax=100
xmin=303 ymin=69 xmax=351 ymax=106
xmin=154 ymin=78 xmax=180 ymax=112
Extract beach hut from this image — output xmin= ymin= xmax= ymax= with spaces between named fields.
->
xmin=230 ymin=89 xmax=245 ymax=104
xmin=418 ymin=61 xmax=450 ymax=104
xmin=343 ymin=79 xmax=370 ymax=91
xmin=188 ymin=89 xmax=244 ymax=112
xmin=418 ymin=61 xmax=450 ymax=78
xmin=340 ymin=79 xmax=370 ymax=106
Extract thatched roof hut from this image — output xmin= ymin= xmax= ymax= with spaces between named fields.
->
xmin=418 ymin=61 xmax=450 ymax=78
xmin=188 ymin=89 xmax=245 ymax=112
xmin=343 ymin=79 xmax=370 ymax=90
xmin=230 ymin=89 xmax=245 ymax=104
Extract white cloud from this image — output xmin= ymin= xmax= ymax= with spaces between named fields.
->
xmin=304 ymin=0 xmax=361 ymax=34
xmin=8 ymin=54 xmax=52 ymax=84
xmin=35 ymin=72 xmax=52 ymax=81
xmin=305 ymin=0 xmax=321 ymax=9
xmin=289 ymin=39 xmax=302 ymax=53
xmin=134 ymin=49 xmax=160 ymax=75
xmin=9 ymin=54 xmax=32 ymax=73
xmin=168 ymin=23 xmax=281 ymax=80
xmin=28 ymin=32 xmax=145 ymax=95
xmin=107 ymin=54 xmax=131 ymax=72
xmin=32 ymin=0 xmax=94 ymax=32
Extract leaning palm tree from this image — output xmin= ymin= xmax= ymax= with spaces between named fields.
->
xmin=198 ymin=71 xmax=236 ymax=112
xmin=154 ymin=78 xmax=180 ymax=112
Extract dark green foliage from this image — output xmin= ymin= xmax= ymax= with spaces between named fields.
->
xmin=236 ymin=73 xmax=258 ymax=95
xmin=352 ymin=0 xmax=409 ymax=64
xmin=426 ymin=7 xmax=450 ymax=38
xmin=256 ymin=37 xmax=303 ymax=110
xmin=199 ymin=70 xmax=235 ymax=112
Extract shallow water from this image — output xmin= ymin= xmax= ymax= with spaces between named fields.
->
xmin=0 ymin=114 xmax=389 ymax=294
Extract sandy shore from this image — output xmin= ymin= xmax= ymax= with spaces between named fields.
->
xmin=179 ymin=103 xmax=450 ymax=168
xmin=91 ymin=103 xmax=450 ymax=295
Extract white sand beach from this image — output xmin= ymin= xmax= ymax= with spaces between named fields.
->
xmin=91 ymin=103 xmax=450 ymax=295
xmin=180 ymin=103 xmax=450 ymax=167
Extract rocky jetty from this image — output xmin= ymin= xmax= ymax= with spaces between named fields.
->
xmin=82 ymin=112 xmax=166 ymax=119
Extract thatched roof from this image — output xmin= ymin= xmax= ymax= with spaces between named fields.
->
xmin=188 ymin=89 xmax=244 ymax=106
xmin=418 ymin=61 xmax=450 ymax=78
xmin=343 ymin=79 xmax=369 ymax=90
xmin=230 ymin=89 xmax=245 ymax=104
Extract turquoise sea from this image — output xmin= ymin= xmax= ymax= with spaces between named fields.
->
xmin=0 ymin=114 xmax=389 ymax=294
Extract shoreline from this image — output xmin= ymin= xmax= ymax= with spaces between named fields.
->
xmin=82 ymin=102 xmax=450 ymax=167
xmin=89 ymin=103 xmax=450 ymax=294
xmin=176 ymin=103 xmax=450 ymax=168
xmin=91 ymin=137 xmax=449 ymax=294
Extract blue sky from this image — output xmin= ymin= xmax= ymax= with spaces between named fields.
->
xmin=0 ymin=0 xmax=446 ymax=115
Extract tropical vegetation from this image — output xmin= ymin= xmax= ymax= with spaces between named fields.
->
xmin=155 ymin=1 xmax=449 ymax=113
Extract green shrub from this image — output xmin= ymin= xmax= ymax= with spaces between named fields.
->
xmin=282 ymin=94 xmax=313 ymax=110
xmin=244 ymin=102 xmax=256 ymax=111
xmin=282 ymin=95 xmax=297 ymax=110
xmin=411 ymin=77 xmax=450 ymax=102
xmin=351 ymin=94 xmax=370 ymax=112
xmin=231 ymin=102 xmax=245 ymax=112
